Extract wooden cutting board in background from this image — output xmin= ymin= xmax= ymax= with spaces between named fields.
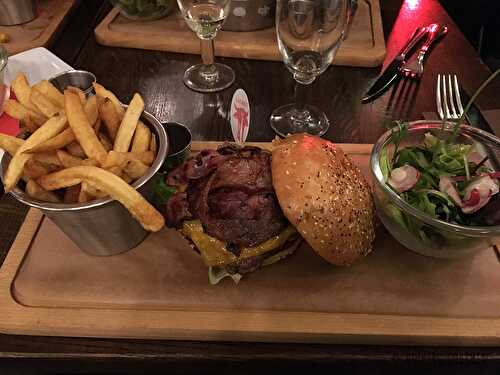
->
xmin=0 ymin=0 xmax=77 ymax=56
xmin=94 ymin=0 xmax=385 ymax=67
xmin=0 ymin=142 xmax=499 ymax=345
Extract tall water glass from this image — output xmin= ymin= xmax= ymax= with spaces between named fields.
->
xmin=270 ymin=0 xmax=356 ymax=136
xmin=177 ymin=0 xmax=235 ymax=93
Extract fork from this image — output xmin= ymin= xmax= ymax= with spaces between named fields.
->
xmin=401 ymin=24 xmax=448 ymax=79
xmin=436 ymin=73 xmax=464 ymax=121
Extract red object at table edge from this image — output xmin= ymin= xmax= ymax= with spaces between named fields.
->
xmin=0 ymin=89 xmax=20 ymax=137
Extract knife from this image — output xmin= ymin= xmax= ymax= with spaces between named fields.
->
xmin=362 ymin=26 xmax=429 ymax=102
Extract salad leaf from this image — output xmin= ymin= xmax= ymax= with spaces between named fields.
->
xmin=385 ymin=203 xmax=408 ymax=230
xmin=387 ymin=121 xmax=409 ymax=164
xmin=152 ymin=173 xmax=176 ymax=205
xmin=379 ymin=147 xmax=391 ymax=182
xmin=395 ymin=148 xmax=429 ymax=170
xmin=423 ymin=133 xmax=439 ymax=149
xmin=208 ymin=267 xmax=242 ymax=285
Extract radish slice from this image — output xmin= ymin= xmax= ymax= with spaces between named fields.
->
xmin=439 ymin=176 xmax=463 ymax=206
xmin=388 ymin=165 xmax=420 ymax=193
xmin=462 ymin=176 xmax=499 ymax=214
xmin=468 ymin=151 xmax=484 ymax=165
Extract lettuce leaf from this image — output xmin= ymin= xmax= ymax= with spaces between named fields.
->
xmin=152 ymin=173 xmax=176 ymax=205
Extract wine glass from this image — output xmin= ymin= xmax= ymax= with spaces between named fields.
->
xmin=270 ymin=0 xmax=356 ymax=137
xmin=177 ymin=0 xmax=235 ymax=93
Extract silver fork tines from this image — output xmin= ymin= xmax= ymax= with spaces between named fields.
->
xmin=436 ymin=73 xmax=464 ymax=121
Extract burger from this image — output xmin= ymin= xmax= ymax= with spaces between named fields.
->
xmin=160 ymin=134 xmax=375 ymax=284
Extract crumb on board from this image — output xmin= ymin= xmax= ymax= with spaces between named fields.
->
xmin=0 ymin=32 xmax=9 ymax=43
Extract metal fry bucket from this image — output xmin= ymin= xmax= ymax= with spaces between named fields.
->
xmin=1 ymin=110 xmax=168 ymax=256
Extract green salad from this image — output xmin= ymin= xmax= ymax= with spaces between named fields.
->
xmin=111 ymin=0 xmax=174 ymax=19
xmin=381 ymin=122 xmax=500 ymax=233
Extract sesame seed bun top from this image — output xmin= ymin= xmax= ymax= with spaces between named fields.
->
xmin=271 ymin=134 xmax=376 ymax=266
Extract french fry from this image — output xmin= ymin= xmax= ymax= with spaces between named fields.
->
xmin=26 ymin=180 xmax=61 ymax=203
xmin=38 ymin=166 xmax=164 ymax=231
xmin=64 ymin=90 xmax=107 ymax=164
xmin=0 ymin=134 xmax=24 ymax=155
xmin=131 ymin=121 xmax=151 ymax=153
xmin=66 ymin=141 xmax=86 ymax=158
xmin=102 ymin=151 xmax=126 ymax=168
xmin=3 ymin=114 xmax=67 ymax=191
xmin=149 ymin=135 xmax=157 ymax=154
xmin=113 ymin=93 xmax=144 ymax=152
xmin=56 ymin=150 xmax=99 ymax=168
xmin=98 ymin=132 xmax=113 ymax=152
xmin=78 ymin=188 xmax=92 ymax=203
xmin=11 ymin=74 xmax=32 ymax=104
xmin=93 ymin=83 xmax=125 ymax=116
xmin=23 ymin=159 xmax=52 ymax=179
xmin=81 ymin=181 xmax=108 ymax=199
xmin=121 ymin=172 xmax=133 ymax=184
xmin=106 ymin=166 xmax=123 ymax=178
xmin=23 ymin=115 xmax=39 ymax=133
xmin=4 ymin=99 xmax=47 ymax=126
xmin=102 ymin=151 xmax=155 ymax=169
xmin=32 ymin=80 xmax=65 ymax=108
xmin=123 ymin=160 xmax=149 ymax=180
xmin=31 ymin=88 xmax=62 ymax=118
xmin=136 ymin=151 xmax=155 ymax=165
xmin=3 ymin=99 xmax=25 ymax=120
xmin=94 ymin=117 xmax=102 ymax=133
xmin=84 ymin=95 xmax=98 ymax=125
xmin=66 ymin=86 xmax=86 ymax=105
xmin=32 ymin=152 xmax=63 ymax=166
xmin=11 ymin=73 xmax=45 ymax=117
xmin=26 ymin=128 xmax=75 ymax=153
xmin=64 ymin=184 xmax=81 ymax=203
xmin=99 ymin=98 xmax=121 ymax=140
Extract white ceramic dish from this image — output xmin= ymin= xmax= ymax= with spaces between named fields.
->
xmin=4 ymin=47 xmax=73 ymax=85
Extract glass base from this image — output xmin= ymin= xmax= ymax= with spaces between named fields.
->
xmin=183 ymin=63 xmax=235 ymax=93
xmin=269 ymin=103 xmax=330 ymax=137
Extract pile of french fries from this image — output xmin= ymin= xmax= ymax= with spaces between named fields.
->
xmin=0 ymin=73 xmax=164 ymax=232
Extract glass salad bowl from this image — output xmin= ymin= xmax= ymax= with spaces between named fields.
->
xmin=111 ymin=0 xmax=176 ymax=21
xmin=371 ymin=120 xmax=500 ymax=258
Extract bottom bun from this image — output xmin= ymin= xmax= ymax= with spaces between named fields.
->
xmin=271 ymin=134 xmax=376 ymax=266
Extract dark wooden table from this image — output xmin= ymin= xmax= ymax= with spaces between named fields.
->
xmin=1 ymin=0 xmax=500 ymax=373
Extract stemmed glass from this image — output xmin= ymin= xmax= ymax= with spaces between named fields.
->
xmin=270 ymin=0 xmax=356 ymax=136
xmin=177 ymin=0 xmax=235 ymax=93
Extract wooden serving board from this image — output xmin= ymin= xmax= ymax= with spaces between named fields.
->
xmin=0 ymin=0 xmax=77 ymax=56
xmin=1 ymin=142 xmax=500 ymax=346
xmin=94 ymin=0 xmax=385 ymax=67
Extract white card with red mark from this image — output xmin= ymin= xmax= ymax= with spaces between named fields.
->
xmin=230 ymin=88 xmax=250 ymax=144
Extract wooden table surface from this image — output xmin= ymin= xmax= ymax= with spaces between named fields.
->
xmin=1 ymin=0 xmax=500 ymax=373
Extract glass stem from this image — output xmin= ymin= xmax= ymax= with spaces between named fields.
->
xmin=201 ymin=39 xmax=214 ymax=65
xmin=293 ymin=82 xmax=307 ymax=116
xmin=199 ymin=39 xmax=218 ymax=83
